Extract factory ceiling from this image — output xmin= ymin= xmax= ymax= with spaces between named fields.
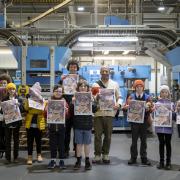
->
xmin=0 ymin=0 xmax=179 ymax=58
xmin=4 ymin=0 xmax=180 ymax=14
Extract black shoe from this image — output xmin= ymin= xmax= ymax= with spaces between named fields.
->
xmin=141 ymin=159 xmax=151 ymax=166
xmin=165 ymin=164 xmax=171 ymax=170
xmin=128 ymin=158 xmax=137 ymax=165
xmin=74 ymin=161 xmax=81 ymax=170
xmin=85 ymin=161 xmax=92 ymax=170
xmin=59 ymin=160 xmax=67 ymax=169
xmin=157 ymin=162 xmax=164 ymax=169
xmin=64 ymin=152 xmax=69 ymax=159
xmin=47 ymin=160 xmax=56 ymax=169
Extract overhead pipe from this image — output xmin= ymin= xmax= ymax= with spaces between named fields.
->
xmin=59 ymin=25 xmax=178 ymax=50
xmin=15 ymin=0 xmax=73 ymax=28
xmin=0 ymin=29 xmax=26 ymax=46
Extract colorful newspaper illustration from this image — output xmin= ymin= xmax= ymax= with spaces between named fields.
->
xmin=154 ymin=102 xmax=172 ymax=127
xmin=28 ymin=98 xmax=45 ymax=110
xmin=63 ymin=74 xmax=79 ymax=95
xmin=74 ymin=92 xmax=92 ymax=115
xmin=99 ymin=89 xmax=115 ymax=110
xmin=1 ymin=99 xmax=22 ymax=124
xmin=47 ymin=100 xmax=65 ymax=124
xmin=127 ymin=100 xmax=146 ymax=123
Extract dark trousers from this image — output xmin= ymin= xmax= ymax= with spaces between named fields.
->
xmin=26 ymin=128 xmax=42 ymax=156
xmin=130 ymin=123 xmax=147 ymax=160
xmin=64 ymin=118 xmax=75 ymax=153
xmin=0 ymin=122 xmax=5 ymax=153
xmin=49 ymin=127 xmax=65 ymax=159
xmin=5 ymin=127 xmax=20 ymax=160
xmin=94 ymin=116 xmax=113 ymax=156
xmin=157 ymin=133 xmax=172 ymax=164
xmin=177 ymin=125 xmax=180 ymax=138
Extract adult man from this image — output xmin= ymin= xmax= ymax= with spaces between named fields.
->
xmin=92 ymin=66 xmax=122 ymax=164
xmin=59 ymin=60 xmax=85 ymax=157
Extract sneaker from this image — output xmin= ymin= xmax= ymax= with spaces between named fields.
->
xmin=141 ymin=159 xmax=151 ymax=166
xmin=165 ymin=164 xmax=172 ymax=170
xmin=37 ymin=154 xmax=43 ymax=163
xmin=102 ymin=155 xmax=110 ymax=164
xmin=85 ymin=161 xmax=92 ymax=170
xmin=27 ymin=156 xmax=32 ymax=165
xmin=92 ymin=155 xmax=101 ymax=164
xmin=59 ymin=160 xmax=67 ymax=169
xmin=157 ymin=162 xmax=164 ymax=169
xmin=74 ymin=161 xmax=81 ymax=170
xmin=128 ymin=158 xmax=137 ymax=165
xmin=48 ymin=160 xmax=56 ymax=169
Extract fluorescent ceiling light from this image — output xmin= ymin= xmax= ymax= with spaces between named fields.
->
xmin=122 ymin=50 xmax=130 ymax=55
xmin=102 ymin=50 xmax=109 ymax=55
xmin=158 ymin=2 xmax=165 ymax=11
xmin=78 ymin=36 xmax=138 ymax=42
xmin=94 ymin=56 xmax=136 ymax=60
xmin=77 ymin=6 xmax=85 ymax=11
xmin=77 ymin=43 xmax=93 ymax=47
xmin=158 ymin=6 xmax=165 ymax=11
xmin=122 ymin=50 xmax=135 ymax=55
xmin=0 ymin=49 xmax=13 ymax=55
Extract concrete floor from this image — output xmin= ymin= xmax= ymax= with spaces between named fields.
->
xmin=1 ymin=130 xmax=180 ymax=180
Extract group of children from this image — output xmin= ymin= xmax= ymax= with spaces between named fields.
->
xmin=0 ymin=73 xmax=180 ymax=171
xmin=124 ymin=80 xmax=177 ymax=170
xmin=0 ymin=73 xmax=94 ymax=170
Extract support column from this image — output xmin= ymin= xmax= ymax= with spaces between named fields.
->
xmin=50 ymin=46 xmax=55 ymax=94
xmin=21 ymin=46 xmax=27 ymax=85
xmin=154 ymin=59 xmax=158 ymax=97
xmin=166 ymin=66 xmax=172 ymax=89
xmin=135 ymin=0 xmax=142 ymax=25
xmin=94 ymin=0 xmax=98 ymax=25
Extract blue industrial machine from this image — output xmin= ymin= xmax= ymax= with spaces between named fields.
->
xmin=26 ymin=46 xmax=71 ymax=91
xmin=62 ymin=65 xmax=151 ymax=130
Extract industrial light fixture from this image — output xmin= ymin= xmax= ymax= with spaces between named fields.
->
xmin=102 ymin=50 xmax=109 ymax=55
xmin=122 ymin=50 xmax=136 ymax=55
xmin=158 ymin=1 xmax=165 ymax=11
xmin=77 ymin=43 xmax=93 ymax=47
xmin=78 ymin=36 xmax=138 ymax=42
xmin=94 ymin=56 xmax=136 ymax=60
xmin=0 ymin=49 xmax=13 ymax=55
xmin=77 ymin=6 xmax=85 ymax=11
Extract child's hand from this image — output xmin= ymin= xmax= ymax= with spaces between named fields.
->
xmin=72 ymin=97 xmax=76 ymax=103
xmin=123 ymin=104 xmax=129 ymax=110
xmin=61 ymin=75 xmax=67 ymax=80
xmin=113 ymin=104 xmax=119 ymax=110
xmin=15 ymin=102 xmax=20 ymax=106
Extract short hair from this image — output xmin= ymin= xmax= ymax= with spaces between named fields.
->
xmin=76 ymin=81 xmax=89 ymax=91
xmin=100 ymin=66 xmax=110 ymax=73
xmin=0 ymin=73 xmax=12 ymax=83
xmin=53 ymin=84 xmax=63 ymax=92
xmin=67 ymin=60 xmax=79 ymax=71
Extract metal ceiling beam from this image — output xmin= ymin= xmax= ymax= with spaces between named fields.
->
xmin=145 ymin=47 xmax=171 ymax=67
xmin=13 ymin=0 xmax=64 ymax=3
xmin=15 ymin=0 xmax=73 ymax=28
